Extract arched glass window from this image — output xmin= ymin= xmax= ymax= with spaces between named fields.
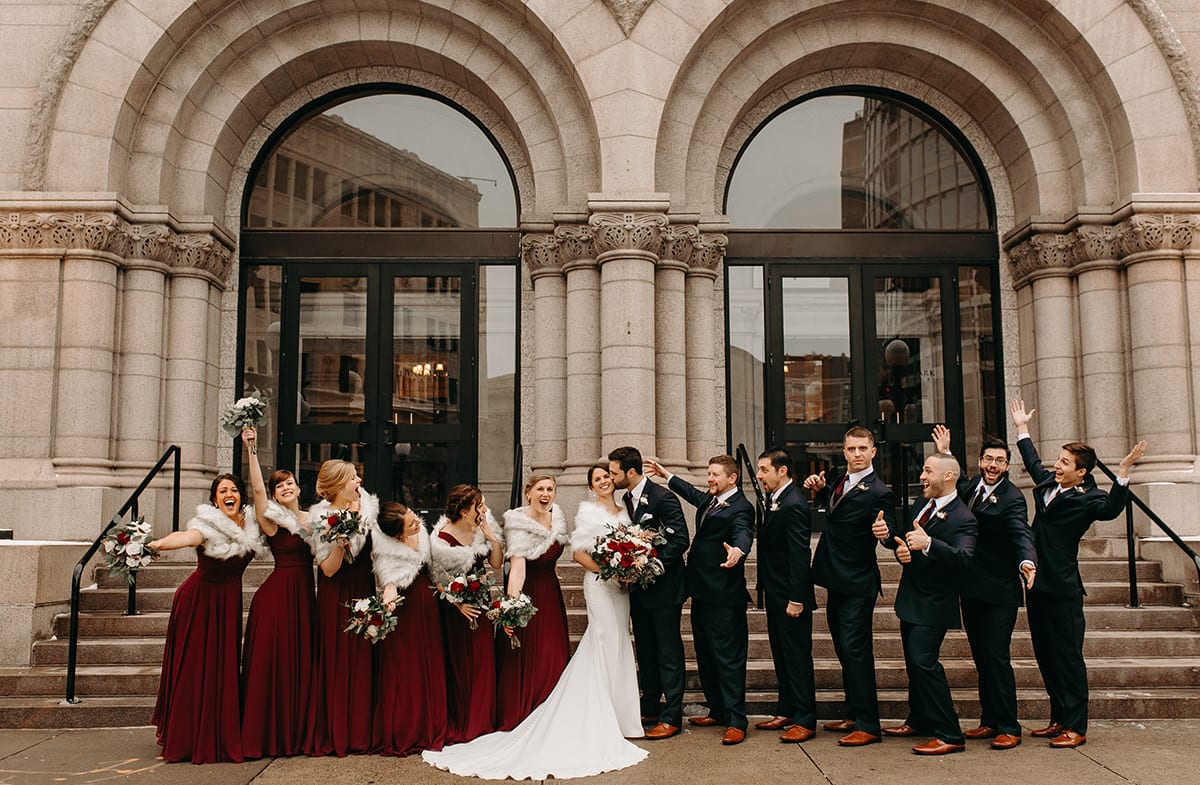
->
xmin=726 ymin=93 xmax=990 ymax=230
xmin=243 ymin=92 xmax=517 ymax=229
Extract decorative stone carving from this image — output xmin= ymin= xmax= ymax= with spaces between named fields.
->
xmin=1008 ymin=232 xmax=1075 ymax=283
xmin=691 ymin=232 xmax=728 ymax=272
xmin=1117 ymin=213 xmax=1199 ymax=256
xmin=120 ymin=223 xmax=173 ymax=263
xmin=170 ymin=233 xmax=231 ymax=278
xmin=659 ymin=225 xmax=698 ymax=265
xmin=601 ymin=0 xmax=655 ymax=36
xmin=589 ymin=212 xmax=668 ymax=255
xmin=554 ymin=225 xmax=595 ymax=266
xmin=0 ymin=211 xmax=119 ymax=252
xmin=1074 ymin=225 xmax=1122 ymax=262
xmin=520 ymin=232 xmax=561 ymax=277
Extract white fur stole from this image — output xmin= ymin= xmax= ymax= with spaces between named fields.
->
xmin=186 ymin=503 xmax=267 ymax=560
xmin=571 ymin=501 xmax=630 ymax=553
xmin=263 ymin=501 xmax=315 ymax=556
xmin=309 ymin=491 xmax=378 ymax=563
xmin=428 ymin=515 xmax=494 ymax=584
xmin=371 ymin=519 xmax=430 ymax=591
xmin=502 ymin=504 xmax=568 ymax=561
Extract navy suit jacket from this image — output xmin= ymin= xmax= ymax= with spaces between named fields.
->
xmin=627 ymin=479 xmax=690 ymax=608
xmin=957 ymin=474 xmax=1035 ymax=607
xmin=668 ymin=476 xmax=755 ymax=607
xmin=757 ymin=481 xmax=815 ymax=608
xmin=889 ymin=495 xmax=978 ymax=629
xmin=811 ymin=469 xmax=897 ymax=598
xmin=1018 ymin=437 xmax=1129 ymax=600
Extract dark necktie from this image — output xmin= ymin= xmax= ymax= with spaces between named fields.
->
xmin=1044 ymin=486 xmax=1060 ymax=508
xmin=916 ymin=502 xmax=935 ymax=527
xmin=832 ymin=474 xmax=850 ymax=506
xmin=624 ymin=492 xmax=635 ymax=518
xmin=971 ymin=484 xmax=986 ymax=511
xmin=699 ymin=497 xmax=717 ymax=526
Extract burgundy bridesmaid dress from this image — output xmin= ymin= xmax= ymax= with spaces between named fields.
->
xmin=240 ymin=527 xmax=316 ymax=758
xmin=372 ymin=570 xmax=448 ymax=755
xmin=493 ymin=540 xmax=570 ymax=731
xmin=438 ymin=531 xmax=498 ymax=743
xmin=305 ymin=536 xmax=375 ymax=756
xmin=153 ymin=549 xmax=254 ymax=764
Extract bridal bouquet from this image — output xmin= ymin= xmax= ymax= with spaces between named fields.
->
xmin=220 ymin=389 xmax=271 ymax=447
xmin=434 ymin=569 xmax=495 ymax=629
xmin=591 ymin=522 xmax=666 ymax=590
xmin=319 ymin=508 xmax=365 ymax=563
xmin=101 ymin=515 xmax=159 ymax=585
xmin=487 ymin=593 xmax=538 ymax=649
xmin=344 ymin=593 xmax=399 ymax=644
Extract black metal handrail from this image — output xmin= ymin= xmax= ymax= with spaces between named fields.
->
xmin=64 ymin=445 xmax=182 ymax=704
xmin=509 ymin=443 xmax=523 ymax=511
xmin=736 ymin=444 xmax=767 ymax=609
xmin=1095 ymin=458 xmax=1200 ymax=608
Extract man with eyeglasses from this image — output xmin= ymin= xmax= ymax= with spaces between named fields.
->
xmin=928 ymin=426 xmax=1035 ymax=750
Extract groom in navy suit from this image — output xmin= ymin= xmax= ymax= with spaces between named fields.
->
xmin=608 ymin=446 xmax=690 ymax=741
xmin=644 ymin=455 xmax=755 ymax=746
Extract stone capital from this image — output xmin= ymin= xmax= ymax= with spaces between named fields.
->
xmin=1073 ymin=224 xmax=1122 ymax=263
xmin=1008 ymin=232 xmax=1075 ymax=284
xmin=554 ymin=224 xmax=595 ymax=272
xmin=0 ymin=211 xmax=119 ymax=252
xmin=588 ymin=212 xmax=668 ymax=255
xmin=658 ymin=225 xmax=698 ymax=266
xmin=520 ymin=232 xmax=561 ymax=279
xmin=170 ymin=233 xmax=232 ymax=280
xmin=1117 ymin=213 xmax=1199 ymax=257
xmin=689 ymin=232 xmax=728 ymax=277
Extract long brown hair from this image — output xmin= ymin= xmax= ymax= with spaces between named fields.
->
xmin=445 ymin=484 xmax=483 ymax=522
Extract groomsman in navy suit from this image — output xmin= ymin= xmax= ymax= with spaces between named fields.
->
xmin=932 ymin=425 xmax=1036 ymax=750
xmin=644 ymin=455 xmax=755 ymax=746
xmin=876 ymin=451 xmax=977 ymax=755
xmin=753 ymin=447 xmax=817 ymax=743
xmin=805 ymin=426 xmax=896 ymax=746
xmin=608 ymin=446 xmax=690 ymax=741
xmin=1009 ymin=400 xmax=1146 ymax=749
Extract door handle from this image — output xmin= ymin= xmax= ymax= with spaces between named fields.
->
xmin=382 ymin=421 xmax=396 ymax=447
xmin=873 ymin=417 xmax=888 ymax=445
xmin=356 ymin=420 xmax=370 ymax=447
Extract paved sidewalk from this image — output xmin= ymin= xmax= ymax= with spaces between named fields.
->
xmin=0 ymin=720 xmax=1192 ymax=784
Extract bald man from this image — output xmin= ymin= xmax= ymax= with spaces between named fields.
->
xmin=874 ymin=452 xmax=978 ymax=755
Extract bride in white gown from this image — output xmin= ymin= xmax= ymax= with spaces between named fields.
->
xmin=422 ymin=464 xmax=648 ymax=780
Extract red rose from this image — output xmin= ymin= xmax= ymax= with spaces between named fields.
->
xmin=449 ymin=581 xmax=465 ymax=593
xmin=650 ymin=548 xmax=658 ymax=558
xmin=327 ymin=514 xmax=338 ymax=525
xmin=468 ymin=580 xmax=481 ymax=591
xmin=492 ymin=600 xmax=501 ymax=609
xmin=620 ymin=554 xmax=634 ymax=568
xmin=370 ymin=613 xmax=383 ymax=625
xmin=116 ymin=531 xmax=130 ymax=545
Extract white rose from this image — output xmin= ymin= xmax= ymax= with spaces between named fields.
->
xmin=126 ymin=542 xmax=143 ymax=556
xmin=126 ymin=556 xmax=140 ymax=568
xmin=353 ymin=599 xmax=371 ymax=613
xmin=103 ymin=540 xmax=116 ymax=553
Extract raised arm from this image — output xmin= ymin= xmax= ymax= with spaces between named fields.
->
xmin=241 ymin=427 xmax=277 ymax=537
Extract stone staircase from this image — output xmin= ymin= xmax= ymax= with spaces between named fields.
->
xmin=1 ymin=533 xmax=1198 ymax=728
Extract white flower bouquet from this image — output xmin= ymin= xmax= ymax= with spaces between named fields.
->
xmin=591 ymin=522 xmax=666 ymax=591
xmin=101 ymin=515 xmax=159 ymax=585
xmin=221 ymin=389 xmax=271 ymax=447
xmin=344 ymin=593 xmax=400 ymax=643
xmin=486 ymin=593 xmax=538 ymax=649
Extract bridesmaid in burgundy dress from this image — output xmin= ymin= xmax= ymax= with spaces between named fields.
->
xmin=494 ymin=473 xmax=571 ymax=731
xmin=371 ymin=502 xmax=448 ymax=755
xmin=239 ymin=427 xmax=315 ymax=758
xmin=305 ymin=459 xmax=379 ymax=757
xmin=149 ymin=474 xmax=264 ymax=764
xmin=429 ymin=485 xmax=504 ymax=743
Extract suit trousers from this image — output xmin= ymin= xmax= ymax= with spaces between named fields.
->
xmin=961 ymin=597 xmax=1021 ymax=735
xmin=900 ymin=620 xmax=964 ymax=744
xmin=690 ymin=599 xmax=749 ymax=730
xmin=764 ymin=593 xmax=816 ymax=728
xmin=824 ymin=591 xmax=881 ymax=735
xmin=1026 ymin=588 xmax=1089 ymax=734
xmin=630 ymin=601 xmax=685 ymax=726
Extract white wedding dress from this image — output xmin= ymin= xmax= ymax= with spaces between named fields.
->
xmin=422 ymin=501 xmax=647 ymax=780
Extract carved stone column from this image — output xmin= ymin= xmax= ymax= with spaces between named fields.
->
xmin=113 ymin=225 xmax=172 ymax=474
xmin=655 ymin=224 xmax=695 ymax=471
xmin=590 ymin=199 xmax=668 ymax=452
xmin=558 ymin=223 xmax=601 ymax=480
xmin=1119 ymin=214 xmax=1197 ymax=464
xmin=1008 ymin=233 xmax=1080 ymax=449
xmin=521 ymin=232 xmax=567 ymax=474
xmin=685 ymin=232 xmax=726 ymax=465
xmin=1073 ymin=225 xmax=1130 ymax=459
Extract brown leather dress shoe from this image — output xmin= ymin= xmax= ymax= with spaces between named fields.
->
xmin=1049 ymin=729 xmax=1087 ymax=748
xmin=823 ymin=719 xmax=856 ymax=732
xmin=721 ymin=727 xmax=746 ymax=745
xmin=779 ymin=726 xmax=815 ymax=743
xmin=644 ymin=723 xmax=681 ymax=740
xmin=755 ymin=716 xmax=792 ymax=730
xmin=837 ymin=730 xmax=882 ymax=747
xmin=912 ymin=739 xmax=966 ymax=755
xmin=882 ymin=723 xmax=917 ymax=737
xmin=1031 ymin=722 xmax=1064 ymax=738
xmin=688 ymin=715 xmax=720 ymax=727
xmin=990 ymin=734 xmax=1021 ymax=750
xmin=964 ymin=725 xmax=998 ymax=740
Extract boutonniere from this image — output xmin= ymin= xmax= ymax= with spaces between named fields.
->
xmin=935 ymin=511 xmax=947 ymax=521
xmin=769 ymin=501 xmax=780 ymax=512
xmin=642 ymin=513 xmax=655 ymax=522
xmin=711 ymin=499 xmax=730 ymax=512
xmin=1075 ymin=486 xmax=1086 ymax=494
xmin=855 ymin=481 xmax=869 ymax=492
xmin=637 ymin=495 xmax=649 ymax=507
xmin=987 ymin=494 xmax=998 ymax=505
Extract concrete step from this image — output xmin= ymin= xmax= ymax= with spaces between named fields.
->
xmin=0 ymin=666 xmax=161 ymax=697
xmin=0 ymin=696 xmax=155 ymax=730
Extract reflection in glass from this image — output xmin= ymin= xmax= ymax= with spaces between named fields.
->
xmin=959 ymin=267 xmax=998 ymax=460
xmin=727 ymin=267 xmax=766 ymax=457
xmin=298 ymin=277 xmax=367 ymax=425
xmin=875 ymin=276 xmax=944 ymax=425
xmin=782 ymin=277 xmax=852 ymax=424
xmin=727 ymin=94 xmax=988 ymax=229
xmin=477 ymin=266 xmax=517 ymax=495
xmin=389 ymin=442 xmax=456 ymax=514
xmin=874 ymin=441 xmax=930 ymax=523
xmin=242 ymin=265 xmax=282 ymax=474
xmin=392 ymin=277 xmax=461 ymax=425
xmin=245 ymin=93 xmax=517 ymax=229
xmin=294 ymin=443 xmax=365 ymax=507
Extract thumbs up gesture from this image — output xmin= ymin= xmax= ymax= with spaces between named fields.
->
xmin=906 ymin=518 xmax=931 ymax=552
xmin=804 ymin=470 xmax=826 ymax=492
xmin=870 ymin=510 xmax=889 ymax=540
xmin=893 ymin=536 xmax=912 ymax=564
